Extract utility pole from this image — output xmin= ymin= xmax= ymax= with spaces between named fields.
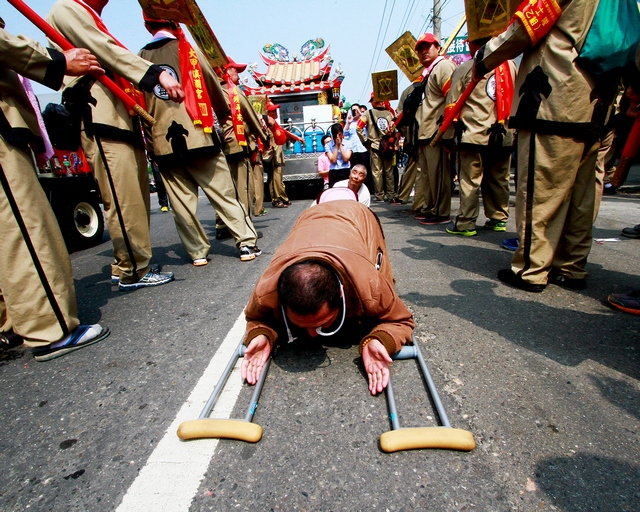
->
xmin=433 ymin=0 xmax=442 ymax=39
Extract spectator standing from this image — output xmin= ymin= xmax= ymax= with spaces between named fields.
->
xmin=357 ymin=94 xmax=396 ymax=201
xmin=150 ymin=160 xmax=169 ymax=212
xmin=391 ymin=80 xmax=424 ymax=208
xmin=264 ymin=101 xmax=290 ymax=208
xmin=325 ymin=122 xmax=352 ymax=187
xmin=317 ymin=133 xmax=331 ymax=188
xmin=344 ymin=103 xmax=372 ymax=189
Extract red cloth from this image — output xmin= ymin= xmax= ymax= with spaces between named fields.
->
xmin=225 ymin=75 xmax=247 ymax=146
xmin=495 ymin=62 xmax=514 ymax=123
xmin=177 ymin=29 xmax=213 ymax=133
xmin=512 ymin=0 xmax=562 ymax=45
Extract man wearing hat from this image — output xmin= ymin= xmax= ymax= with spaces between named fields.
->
xmin=138 ymin=16 xmax=261 ymax=262
xmin=411 ymin=32 xmax=456 ymax=225
xmin=263 ymin=101 xmax=290 ymax=208
xmin=356 ymin=93 xmax=396 ymax=201
xmin=221 ymin=58 xmax=268 ymax=219
xmin=445 ymin=39 xmax=517 ymax=238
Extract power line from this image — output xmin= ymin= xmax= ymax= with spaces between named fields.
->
xmin=373 ymin=0 xmax=398 ymax=70
xmin=358 ymin=0 xmax=390 ymax=102
xmin=396 ymin=0 xmax=419 ymax=38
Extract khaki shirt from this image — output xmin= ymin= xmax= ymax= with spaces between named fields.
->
xmin=47 ymin=0 xmax=159 ymax=133
xmin=0 ymin=24 xmax=65 ymax=148
xmin=356 ymin=107 xmax=394 ymax=151
xmin=415 ymin=58 xmax=456 ymax=141
xmin=138 ymin=36 xmax=229 ymax=162
xmin=475 ymin=0 xmax=619 ymax=140
xmin=446 ymin=59 xmax=517 ymax=147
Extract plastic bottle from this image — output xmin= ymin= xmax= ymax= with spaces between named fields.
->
xmin=62 ymin=155 xmax=73 ymax=177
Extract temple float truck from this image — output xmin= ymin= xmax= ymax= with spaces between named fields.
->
xmin=242 ymin=38 xmax=345 ymax=186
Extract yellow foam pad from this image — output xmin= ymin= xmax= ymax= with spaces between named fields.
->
xmin=177 ymin=419 xmax=263 ymax=442
xmin=380 ymin=427 xmax=475 ymax=453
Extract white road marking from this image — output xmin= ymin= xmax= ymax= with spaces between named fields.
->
xmin=116 ymin=312 xmax=247 ymax=512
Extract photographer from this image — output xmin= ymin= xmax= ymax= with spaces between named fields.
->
xmin=324 ymin=123 xmax=352 ymax=187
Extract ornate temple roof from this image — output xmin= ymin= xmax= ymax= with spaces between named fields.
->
xmin=243 ymin=43 xmax=343 ymax=97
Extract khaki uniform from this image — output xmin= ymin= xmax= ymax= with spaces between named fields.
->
xmin=415 ymin=58 xmax=456 ymax=218
xmin=222 ymin=86 xmax=267 ymax=217
xmin=0 ymin=26 xmax=78 ymax=346
xmin=447 ymin=59 xmax=517 ymax=231
xmin=251 ymin=151 xmax=265 ymax=215
xmin=48 ymin=0 xmax=164 ymax=284
xmin=263 ymin=131 xmax=288 ymax=204
xmin=396 ymin=82 xmax=423 ymax=208
xmin=476 ymin=0 xmax=621 ymax=283
xmin=357 ymin=107 xmax=395 ymax=200
xmin=138 ymin=36 xmax=258 ymax=260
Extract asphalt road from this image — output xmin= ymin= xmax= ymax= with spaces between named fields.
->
xmin=1 ymin=176 xmax=639 ymax=512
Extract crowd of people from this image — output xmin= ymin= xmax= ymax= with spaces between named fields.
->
xmin=1 ymin=0 xmax=639 ymax=375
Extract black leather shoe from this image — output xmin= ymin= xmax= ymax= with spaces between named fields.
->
xmin=497 ymin=269 xmax=546 ymax=292
xmin=621 ymin=224 xmax=640 ymax=239
xmin=548 ymin=270 xmax=586 ymax=290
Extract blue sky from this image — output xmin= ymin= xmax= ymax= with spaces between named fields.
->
xmin=4 ymin=0 xmax=467 ymax=104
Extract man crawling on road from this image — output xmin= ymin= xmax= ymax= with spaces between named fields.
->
xmin=241 ymin=200 xmax=414 ymax=395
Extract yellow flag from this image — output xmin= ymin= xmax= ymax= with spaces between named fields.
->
xmin=465 ymin=0 xmax=520 ymax=40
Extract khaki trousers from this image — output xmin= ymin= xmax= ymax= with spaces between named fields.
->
xmin=251 ymin=155 xmax=265 ymax=215
xmin=454 ymin=148 xmax=511 ymax=230
xmin=0 ymin=141 xmax=78 ymax=346
xmin=227 ymin=153 xmax=253 ymax=218
xmin=593 ymin=127 xmax=616 ymax=222
xmin=370 ymin=150 xmax=395 ymax=200
xmin=82 ymin=134 xmax=151 ymax=283
xmin=417 ymin=142 xmax=451 ymax=217
xmin=269 ymin=164 xmax=289 ymax=203
xmin=160 ymin=153 xmax=257 ymax=260
xmin=397 ymin=154 xmax=419 ymax=202
xmin=513 ymin=131 xmax=599 ymax=284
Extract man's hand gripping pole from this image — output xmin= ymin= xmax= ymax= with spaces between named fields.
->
xmin=8 ymin=0 xmax=156 ymax=125
xmin=177 ymin=341 xmax=270 ymax=442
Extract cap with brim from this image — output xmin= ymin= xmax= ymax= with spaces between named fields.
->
xmin=267 ymin=102 xmax=280 ymax=112
xmin=415 ymin=32 xmax=438 ymax=50
xmin=224 ymin=59 xmax=247 ymax=72
xmin=142 ymin=11 xmax=170 ymax=24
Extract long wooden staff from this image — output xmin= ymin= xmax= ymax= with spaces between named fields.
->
xmin=610 ymin=117 xmax=640 ymax=187
xmin=8 ymin=0 xmax=156 ymax=125
xmin=440 ymin=14 xmax=467 ymax=56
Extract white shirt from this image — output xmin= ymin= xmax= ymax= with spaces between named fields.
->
xmin=334 ymin=179 xmax=371 ymax=207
